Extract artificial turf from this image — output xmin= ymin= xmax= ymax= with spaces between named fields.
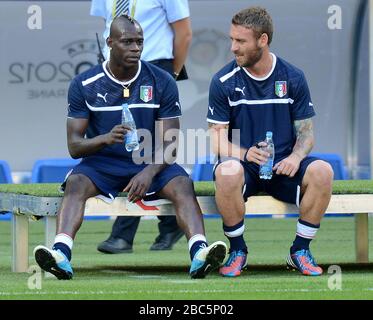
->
xmin=1 ymin=217 xmax=373 ymax=300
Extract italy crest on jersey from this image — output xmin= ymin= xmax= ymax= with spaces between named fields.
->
xmin=275 ymin=81 xmax=287 ymax=98
xmin=140 ymin=86 xmax=153 ymax=102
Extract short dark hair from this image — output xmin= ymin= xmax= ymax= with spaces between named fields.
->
xmin=110 ymin=14 xmax=142 ymax=37
xmin=117 ymin=13 xmax=136 ymax=24
xmin=232 ymin=7 xmax=273 ymax=45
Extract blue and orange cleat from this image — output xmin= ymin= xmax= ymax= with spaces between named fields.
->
xmin=286 ymin=249 xmax=323 ymax=276
xmin=34 ymin=245 xmax=73 ymax=280
xmin=219 ymin=250 xmax=247 ymax=277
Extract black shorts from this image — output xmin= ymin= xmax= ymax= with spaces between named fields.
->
xmin=61 ymin=160 xmax=189 ymax=203
xmin=214 ymin=156 xmax=319 ymax=206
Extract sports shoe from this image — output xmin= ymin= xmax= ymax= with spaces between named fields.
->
xmin=150 ymin=229 xmax=184 ymax=251
xmin=97 ymin=237 xmax=133 ymax=254
xmin=219 ymin=250 xmax=247 ymax=277
xmin=189 ymin=241 xmax=227 ymax=279
xmin=34 ymin=245 xmax=73 ymax=280
xmin=286 ymin=249 xmax=323 ymax=276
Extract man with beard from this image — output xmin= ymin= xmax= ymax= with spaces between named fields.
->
xmin=207 ymin=7 xmax=333 ymax=277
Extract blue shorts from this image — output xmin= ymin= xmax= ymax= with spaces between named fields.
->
xmin=214 ymin=156 xmax=319 ymax=205
xmin=62 ymin=158 xmax=189 ymax=203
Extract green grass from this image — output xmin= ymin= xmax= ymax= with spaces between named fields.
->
xmin=1 ymin=179 xmax=373 ymax=196
xmin=1 ymin=217 xmax=373 ymax=300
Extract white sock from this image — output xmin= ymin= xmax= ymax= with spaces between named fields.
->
xmin=296 ymin=221 xmax=319 ymax=239
xmin=188 ymin=234 xmax=207 ymax=251
xmin=54 ymin=233 xmax=74 ymax=250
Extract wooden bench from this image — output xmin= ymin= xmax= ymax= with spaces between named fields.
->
xmin=1 ymin=180 xmax=372 ymax=272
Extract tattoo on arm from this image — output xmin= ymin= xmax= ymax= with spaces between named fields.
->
xmin=208 ymin=122 xmax=231 ymax=157
xmin=293 ymin=119 xmax=314 ymax=159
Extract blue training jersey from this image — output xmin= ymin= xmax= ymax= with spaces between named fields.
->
xmin=67 ymin=60 xmax=181 ymax=173
xmin=207 ymin=53 xmax=315 ymax=163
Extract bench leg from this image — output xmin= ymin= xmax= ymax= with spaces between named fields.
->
xmin=11 ymin=214 xmax=29 ymax=272
xmin=45 ymin=216 xmax=57 ymax=248
xmin=355 ymin=213 xmax=369 ymax=263
xmin=44 ymin=216 xmax=57 ymax=278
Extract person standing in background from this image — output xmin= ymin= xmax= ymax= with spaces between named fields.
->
xmin=91 ymin=0 xmax=191 ymax=80
xmin=90 ymin=0 xmax=192 ymax=253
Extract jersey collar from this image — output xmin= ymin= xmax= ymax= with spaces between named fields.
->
xmin=242 ymin=53 xmax=277 ymax=81
xmin=102 ymin=60 xmax=142 ymax=86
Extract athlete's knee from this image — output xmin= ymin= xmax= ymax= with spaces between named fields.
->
xmin=165 ymin=176 xmax=196 ymax=201
xmin=215 ymin=160 xmax=244 ymax=191
xmin=174 ymin=176 xmax=195 ymax=197
xmin=307 ymin=160 xmax=334 ymax=189
xmin=64 ymin=174 xmax=95 ymax=200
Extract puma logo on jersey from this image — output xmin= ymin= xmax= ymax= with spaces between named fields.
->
xmin=235 ymin=87 xmax=246 ymax=96
xmin=208 ymin=105 xmax=214 ymax=115
xmin=97 ymin=92 xmax=108 ymax=103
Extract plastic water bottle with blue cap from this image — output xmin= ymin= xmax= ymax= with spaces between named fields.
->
xmin=121 ymin=103 xmax=139 ymax=152
xmin=259 ymin=131 xmax=275 ymax=179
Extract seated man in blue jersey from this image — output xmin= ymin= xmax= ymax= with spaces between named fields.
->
xmin=33 ymin=14 xmax=226 ymax=280
xmin=207 ymin=7 xmax=333 ymax=277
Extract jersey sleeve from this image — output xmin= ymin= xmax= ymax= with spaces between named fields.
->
xmin=162 ymin=0 xmax=190 ymax=23
xmin=157 ymin=77 xmax=182 ymax=120
xmin=291 ymin=72 xmax=316 ymax=120
xmin=207 ymin=76 xmax=230 ymax=124
xmin=90 ymin=0 xmax=106 ymax=18
xmin=67 ymin=78 xmax=89 ymax=119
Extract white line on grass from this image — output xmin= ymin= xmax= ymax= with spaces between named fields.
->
xmin=0 ymin=288 xmax=367 ymax=296
xmin=128 ymin=275 xmax=165 ymax=279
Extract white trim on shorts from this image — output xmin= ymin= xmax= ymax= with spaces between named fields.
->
xmin=296 ymin=185 xmax=301 ymax=207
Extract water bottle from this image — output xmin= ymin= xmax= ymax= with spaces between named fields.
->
xmin=121 ymin=103 xmax=139 ymax=152
xmin=259 ymin=131 xmax=275 ymax=180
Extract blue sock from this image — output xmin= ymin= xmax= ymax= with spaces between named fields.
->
xmin=290 ymin=219 xmax=320 ymax=254
xmin=53 ymin=242 xmax=72 ymax=261
xmin=223 ymin=220 xmax=248 ymax=253
xmin=190 ymin=241 xmax=208 ymax=260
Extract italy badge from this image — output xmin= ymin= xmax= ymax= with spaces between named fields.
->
xmin=140 ymin=86 xmax=153 ymax=103
xmin=275 ymin=81 xmax=287 ymax=98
